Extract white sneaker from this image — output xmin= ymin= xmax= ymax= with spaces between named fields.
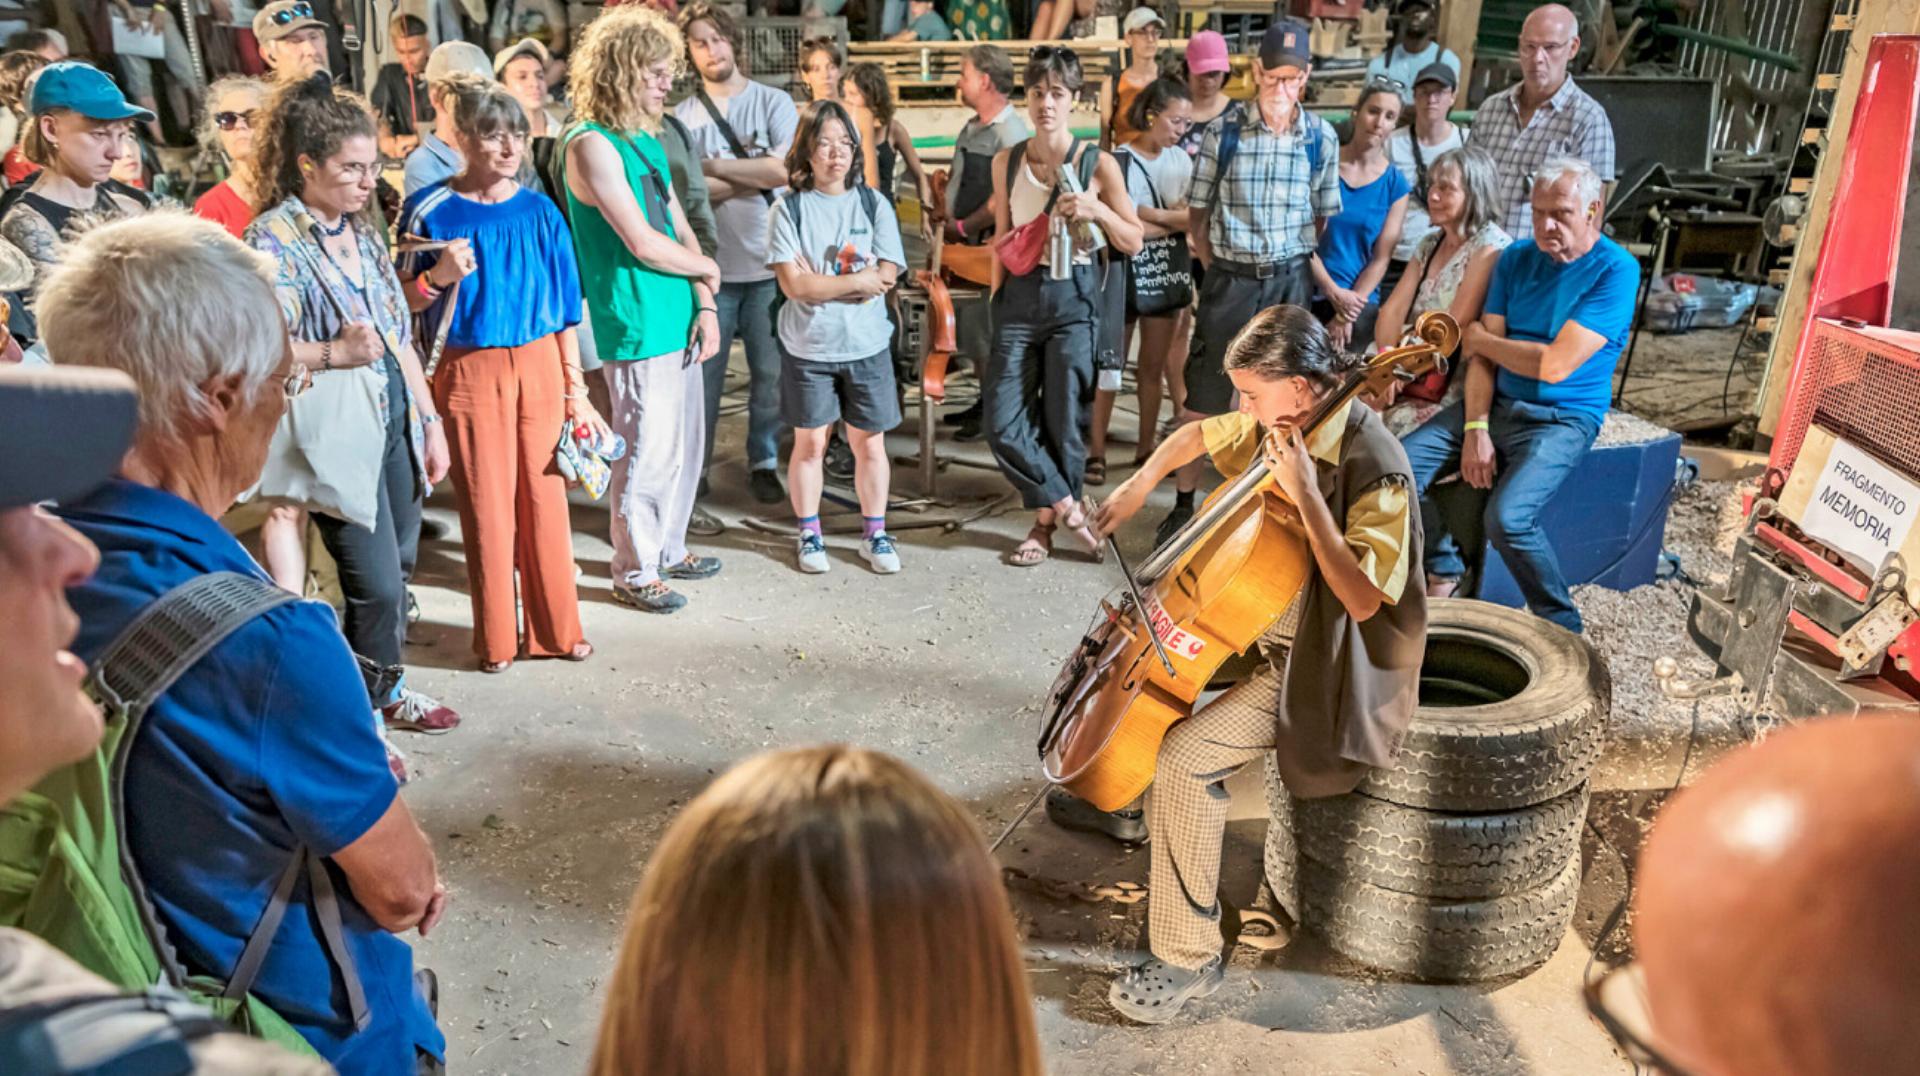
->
xmin=796 ymin=530 xmax=831 ymax=573
xmin=861 ymin=532 xmax=901 ymax=574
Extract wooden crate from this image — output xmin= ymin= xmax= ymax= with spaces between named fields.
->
xmin=848 ymin=39 xmax=1127 ymax=111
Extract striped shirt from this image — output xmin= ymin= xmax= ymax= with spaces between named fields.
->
xmin=1466 ymin=76 xmax=1616 ymax=239
xmin=1189 ymin=104 xmax=1341 ymax=264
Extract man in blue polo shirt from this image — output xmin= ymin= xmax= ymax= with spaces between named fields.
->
xmin=1401 ymin=156 xmax=1636 ymax=631
xmin=40 ymin=214 xmax=448 ymax=1074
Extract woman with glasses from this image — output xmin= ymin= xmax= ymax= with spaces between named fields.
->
xmin=246 ymin=72 xmax=462 ymax=735
xmin=397 ymin=74 xmax=598 ymax=672
xmin=987 ymin=46 xmax=1142 ymax=567
xmin=1309 ymin=83 xmax=1409 ymax=352
xmin=1087 ymin=75 xmax=1190 ymax=486
xmin=193 ymin=77 xmax=267 ymax=238
xmin=1108 ymin=7 xmax=1164 ymax=146
xmin=767 ymin=100 xmax=908 ymax=576
xmin=1386 ymin=62 xmax=1463 ymax=284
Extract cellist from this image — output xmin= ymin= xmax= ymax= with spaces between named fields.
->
xmin=1088 ymin=304 xmax=1427 ymax=1023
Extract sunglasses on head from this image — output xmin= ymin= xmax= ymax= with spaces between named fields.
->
xmin=214 ymin=110 xmax=257 ymax=130
xmin=270 ymin=2 xmax=315 ymax=25
xmin=1365 ymin=74 xmax=1407 ymax=93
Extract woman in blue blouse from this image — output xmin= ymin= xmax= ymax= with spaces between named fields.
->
xmin=1310 ymin=84 xmax=1410 ymax=352
xmin=398 ymin=74 xmax=603 ymax=674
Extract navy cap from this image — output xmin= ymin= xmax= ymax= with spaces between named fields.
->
xmin=28 ymin=62 xmax=155 ymax=123
xmin=0 ymin=366 xmax=139 ymax=510
xmin=1260 ymin=17 xmax=1312 ymax=71
xmin=1413 ymin=60 xmax=1456 ymax=89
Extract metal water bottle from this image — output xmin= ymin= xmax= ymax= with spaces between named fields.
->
xmin=1055 ymin=165 xmax=1108 ymax=258
xmin=1048 ymin=214 xmax=1074 ymax=280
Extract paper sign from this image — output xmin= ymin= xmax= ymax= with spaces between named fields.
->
xmin=1141 ymin=595 xmax=1207 ymax=662
xmin=1798 ymin=436 xmax=1920 ymax=574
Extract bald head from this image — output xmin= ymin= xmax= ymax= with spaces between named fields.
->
xmin=1634 ymin=715 xmax=1920 ymax=1076
xmin=1516 ymin=4 xmax=1578 ymax=98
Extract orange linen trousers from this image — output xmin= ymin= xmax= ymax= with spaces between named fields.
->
xmin=433 ymin=335 xmax=585 ymax=665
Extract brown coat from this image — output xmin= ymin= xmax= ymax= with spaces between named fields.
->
xmin=1274 ymin=404 xmax=1428 ymax=797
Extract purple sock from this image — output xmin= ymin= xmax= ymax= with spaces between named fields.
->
xmin=798 ymin=515 xmax=822 ymax=537
xmin=863 ymin=516 xmax=886 ymax=539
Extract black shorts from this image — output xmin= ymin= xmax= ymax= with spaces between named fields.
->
xmin=780 ymin=348 xmax=903 ymax=433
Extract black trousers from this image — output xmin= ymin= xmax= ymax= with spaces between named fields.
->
xmin=1184 ymin=257 xmax=1312 ymax=415
xmin=986 ymin=265 xmax=1099 ymax=510
xmin=312 ymin=359 xmax=423 ymax=704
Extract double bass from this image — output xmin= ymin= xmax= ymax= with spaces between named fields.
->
xmin=1033 ymin=312 xmax=1459 ymax=813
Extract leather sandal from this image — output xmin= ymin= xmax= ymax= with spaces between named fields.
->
xmin=1007 ymin=523 xmax=1054 ymax=567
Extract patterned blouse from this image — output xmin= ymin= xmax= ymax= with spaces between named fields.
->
xmin=245 ymin=195 xmax=426 ymax=482
xmin=1381 ymin=221 xmax=1512 ymax=438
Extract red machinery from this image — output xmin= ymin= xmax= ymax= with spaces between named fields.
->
xmin=1677 ymin=35 xmax=1920 ymax=716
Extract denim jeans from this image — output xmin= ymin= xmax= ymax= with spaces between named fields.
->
xmin=702 ymin=278 xmax=783 ymax=477
xmin=1402 ymin=397 xmax=1602 ymax=632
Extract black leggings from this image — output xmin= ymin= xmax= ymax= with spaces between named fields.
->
xmin=311 ymin=360 xmax=422 ymax=704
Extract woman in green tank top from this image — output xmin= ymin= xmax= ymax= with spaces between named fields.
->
xmin=560 ymin=6 xmax=726 ymax=614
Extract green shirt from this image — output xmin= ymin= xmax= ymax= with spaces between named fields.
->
xmin=560 ymin=122 xmax=697 ymax=362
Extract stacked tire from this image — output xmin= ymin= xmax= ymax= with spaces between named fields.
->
xmin=1296 ymin=599 xmax=1609 ymax=982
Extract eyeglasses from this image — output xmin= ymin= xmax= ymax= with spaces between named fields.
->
xmin=815 ymin=137 xmax=855 ymax=157
xmin=1583 ymin=962 xmax=1697 ymax=1075
xmin=270 ymin=2 xmax=315 ymax=25
xmin=214 ymin=110 xmax=257 ymax=131
xmin=283 ymin=365 xmax=313 ymax=400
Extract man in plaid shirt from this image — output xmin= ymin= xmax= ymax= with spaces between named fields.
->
xmin=1466 ymin=4 xmax=1615 ymax=239
xmin=1157 ymin=17 xmax=1340 ymax=544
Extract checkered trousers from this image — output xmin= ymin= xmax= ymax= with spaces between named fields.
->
xmin=1147 ymin=656 xmax=1299 ymax=970
xmin=1466 ymin=77 xmax=1617 ymax=239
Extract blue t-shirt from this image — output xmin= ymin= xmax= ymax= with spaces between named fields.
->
xmin=401 ymin=132 xmax=460 ymax=199
xmin=57 ymin=480 xmax=444 ymax=1075
xmin=398 ymin=182 xmax=583 ymax=349
xmin=1316 ymin=163 xmax=1411 ymax=302
xmin=1483 ymin=236 xmax=1639 ymax=420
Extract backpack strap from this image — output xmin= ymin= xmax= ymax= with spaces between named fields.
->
xmin=93 ymin=573 xmax=369 ymax=1031
xmin=1216 ymin=108 xmax=1323 ymax=186
xmin=694 ymin=86 xmax=777 ymax=206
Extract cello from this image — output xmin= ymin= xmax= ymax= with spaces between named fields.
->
xmin=1029 ymin=312 xmax=1459 ymax=815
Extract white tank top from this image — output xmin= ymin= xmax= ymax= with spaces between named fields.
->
xmin=1009 ymin=149 xmax=1094 ymax=265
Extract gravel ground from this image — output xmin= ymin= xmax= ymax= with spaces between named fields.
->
xmin=1579 ymin=477 xmax=1751 ymax=791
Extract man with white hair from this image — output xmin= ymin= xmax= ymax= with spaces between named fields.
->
xmin=1465 ymin=3 xmax=1614 ymax=238
xmin=40 ymin=213 xmax=448 ymax=1073
xmin=1400 ymin=157 xmax=1636 ymax=633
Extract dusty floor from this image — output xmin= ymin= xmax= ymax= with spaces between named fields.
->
xmin=380 ymin=358 xmax=1688 ymax=1074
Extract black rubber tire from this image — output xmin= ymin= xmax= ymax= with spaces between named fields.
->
xmin=1294 ymin=784 xmax=1589 ymax=899
xmin=1356 ymin=599 xmax=1610 ymax=812
xmin=1302 ymin=852 xmax=1580 ymax=983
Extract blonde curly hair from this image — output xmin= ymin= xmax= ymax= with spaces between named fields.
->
xmin=570 ymin=6 xmax=683 ymax=134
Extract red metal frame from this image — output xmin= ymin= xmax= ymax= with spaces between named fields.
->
xmin=1770 ymin=35 xmax=1920 ymax=478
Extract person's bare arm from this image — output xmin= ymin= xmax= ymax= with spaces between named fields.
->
xmin=1058 ymin=151 xmax=1144 ymax=255
xmin=664 ymin=183 xmax=722 ymax=359
xmin=1350 ymin=194 xmax=1408 ymax=303
xmin=1374 ymin=247 xmax=1424 ymax=352
xmin=332 ymin=797 xmax=443 ymax=935
xmin=774 ymin=259 xmax=889 ymax=303
xmin=1465 ymin=312 xmax=1606 ymax=384
xmin=989 ymin=146 xmax=1010 ymax=292
xmin=706 ymin=174 xmax=744 ymax=202
xmin=567 ymin=132 xmax=720 ymax=280
xmin=1459 ymin=351 xmax=1500 ymax=489
xmin=703 ymin=155 xmax=788 ymax=190
xmin=1189 ymin=205 xmax=1212 ymax=267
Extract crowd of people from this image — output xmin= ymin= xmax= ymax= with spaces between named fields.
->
xmin=0 ymin=0 xmax=1817 ymax=1071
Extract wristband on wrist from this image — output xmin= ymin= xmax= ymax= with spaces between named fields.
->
xmin=421 ymin=412 xmax=442 ymax=425
xmin=954 ymin=217 xmax=966 ymax=238
xmin=1463 ymin=420 xmax=1489 ymax=432
xmin=321 ymin=339 xmax=333 ymax=371
xmin=415 ymin=275 xmax=441 ymax=301
xmin=698 ymin=306 xmax=717 ymax=314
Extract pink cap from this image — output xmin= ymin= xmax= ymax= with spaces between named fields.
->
xmin=1186 ymin=30 xmax=1230 ymax=76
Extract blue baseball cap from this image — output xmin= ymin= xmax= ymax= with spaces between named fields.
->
xmin=28 ymin=62 xmax=156 ymax=123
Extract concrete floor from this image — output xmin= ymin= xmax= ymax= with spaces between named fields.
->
xmin=393 ymin=367 xmax=1635 ymax=1074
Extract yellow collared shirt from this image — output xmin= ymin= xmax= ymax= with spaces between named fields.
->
xmin=1199 ymin=402 xmax=1411 ymax=605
